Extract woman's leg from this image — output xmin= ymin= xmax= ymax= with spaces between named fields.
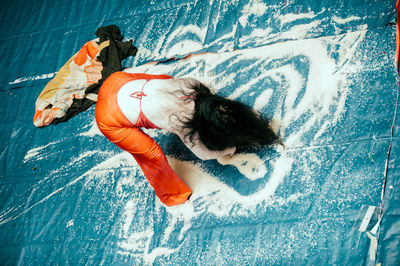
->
xmin=99 ymin=125 xmax=192 ymax=206
xmin=95 ymin=74 xmax=192 ymax=206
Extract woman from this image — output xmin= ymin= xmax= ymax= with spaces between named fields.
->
xmin=95 ymin=72 xmax=278 ymax=206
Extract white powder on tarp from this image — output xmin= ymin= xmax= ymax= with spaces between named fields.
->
xmin=238 ymin=27 xmax=274 ymax=48
xmin=24 ymin=140 xmax=62 ymax=162
xmin=117 ymin=187 xmax=184 ymax=264
xmin=66 ymin=219 xmax=74 ymax=228
xmin=280 ymin=20 xmax=321 ymax=40
xmin=254 ymin=88 xmax=273 ymax=111
xmin=238 ymin=0 xmax=268 ymax=27
xmin=239 ymin=11 xmax=362 ymax=48
xmin=278 ymin=10 xmax=320 ymax=24
xmin=134 ymin=24 xmax=207 ymax=64
xmin=9 ymin=72 xmax=56 ymax=85
xmin=332 ymin=15 xmax=360 ymax=24
xmin=205 ymin=26 xmax=237 ymax=52
xmin=79 ymin=119 xmax=101 ymax=137
xmin=163 ymin=25 xmax=207 ymax=59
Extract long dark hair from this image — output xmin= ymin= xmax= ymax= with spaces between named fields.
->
xmin=182 ymin=80 xmax=279 ymax=151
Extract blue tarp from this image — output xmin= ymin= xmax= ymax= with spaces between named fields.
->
xmin=0 ymin=0 xmax=399 ymax=264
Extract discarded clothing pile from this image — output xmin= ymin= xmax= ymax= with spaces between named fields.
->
xmin=33 ymin=25 xmax=137 ymax=127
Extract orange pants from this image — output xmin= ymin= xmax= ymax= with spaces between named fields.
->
xmin=95 ymin=72 xmax=192 ymax=206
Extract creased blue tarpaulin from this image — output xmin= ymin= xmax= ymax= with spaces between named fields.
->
xmin=0 ymin=0 xmax=399 ymax=264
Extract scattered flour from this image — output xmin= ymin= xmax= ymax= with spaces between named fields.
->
xmin=278 ymin=10 xmax=320 ymax=24
xmin=117 ymin=199 xmax=182 ymax=265
xmin=9 ymin=72 xmax=56 ymax=85
xmin=254 ymin=88 xmax=273 ymax=111
xmin=79 ymin=119 xmax=102 ymax=137
xmin=238 ymin=27 xmax=274 ymax=47
xmin=332 ymin=15 xmax=360 ymax=24
xmin=66 ymin=219 xmax=74 ymax=228
xmin=279 ymin=20 xmax=321 ymax=40
xmin=238 ymin=0 xmax=268 ymax=27
xmin=24 ymin=141 xmax=61 ymax=162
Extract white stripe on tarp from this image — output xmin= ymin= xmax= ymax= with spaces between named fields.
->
xmin=359 ymin=206 xmax=376 ymax=232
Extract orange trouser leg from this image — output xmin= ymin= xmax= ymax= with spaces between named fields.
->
xmin=101 ymin=126 xmax=192 ymax=206
xmin=95 ymin=72 xmax=192 ymax=206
